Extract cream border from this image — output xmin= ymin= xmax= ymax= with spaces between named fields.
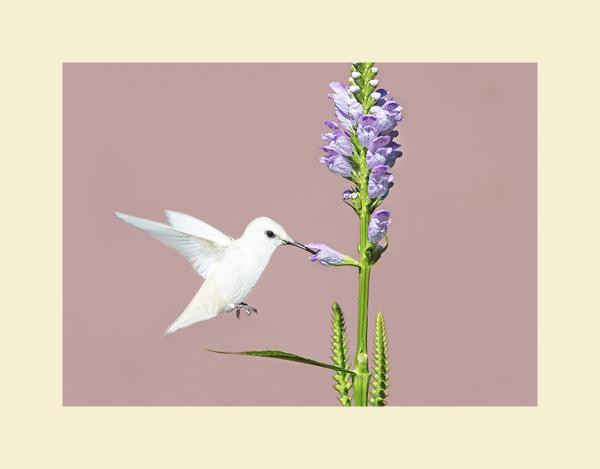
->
xmin=1 ymin=1 xmax=599 ymax=467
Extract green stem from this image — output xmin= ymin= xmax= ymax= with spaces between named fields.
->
xmin=354 ymin=352 xmax=369 ymax=406
xmin=353 ymin=174 xmax=372 ymax=406
xmin=357 ymin=212 xmax=371 ymax=356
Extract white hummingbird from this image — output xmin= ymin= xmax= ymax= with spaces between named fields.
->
xmin=114 ymin=210 xmax=316 ymax=334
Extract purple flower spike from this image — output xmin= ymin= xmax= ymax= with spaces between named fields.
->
xmin=368 ymin=165 xmax=394 ymax=199
xmin=305 ymin=243 xmax=351 ymax=266
xmin=368 ymin=210 xmax=391 ymax=243
xmin=320 ymin=66 xmax=402 ymax=192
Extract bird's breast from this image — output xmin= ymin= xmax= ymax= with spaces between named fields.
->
xmin=209 ymin=242 xmax=275 ymax=304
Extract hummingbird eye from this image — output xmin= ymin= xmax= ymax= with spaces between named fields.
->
xmin=265 ymin=230 xmax=275 ymax=239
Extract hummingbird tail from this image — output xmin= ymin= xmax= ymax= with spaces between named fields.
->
xmin=163 ymin=284 xmax=222 ymax=335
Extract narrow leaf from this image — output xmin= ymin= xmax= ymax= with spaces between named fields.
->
xmin=208 ymin=349 xmax=356 ymax=375
xmin=369 ymin=311 xmax=390 ymax=406
xmin=331 ymin=302 xmax=353 ymax=406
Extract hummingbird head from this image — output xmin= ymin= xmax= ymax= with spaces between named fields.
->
xmin=243 ymin=217 xmax=317 ymax=254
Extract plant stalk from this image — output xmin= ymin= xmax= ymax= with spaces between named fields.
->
xmin=354 ymin=178 xmax=372 ymax=406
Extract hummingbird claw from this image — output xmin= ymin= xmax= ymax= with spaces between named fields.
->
xmin=233 ymin=303 xmax=258 ymax=319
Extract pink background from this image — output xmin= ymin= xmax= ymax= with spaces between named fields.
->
xmin=63 ymin=63 xmax=536 ymax=406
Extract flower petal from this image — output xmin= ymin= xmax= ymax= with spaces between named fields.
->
xmin=368 ymin=210 xmax=391 ymax=243
xmin=368 ymin=165 xmax=394 ymax=198
xmin=305 ymin=243 xmax=350 ymax=266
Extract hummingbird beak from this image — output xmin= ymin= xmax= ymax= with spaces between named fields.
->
xmin=283 ymin=239 xmax=318 ymax=254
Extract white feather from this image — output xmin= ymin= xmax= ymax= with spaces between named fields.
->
xmin=114 ymin=212 xmax=228 ymax=279
xmin=164 ymin=210 xmax=233 ymax=245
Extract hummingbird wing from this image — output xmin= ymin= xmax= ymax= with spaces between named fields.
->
xmin=164 ymin=210 xmax=233 ymax=245
xmin=115 ymin=212 xmax=231 ymax=279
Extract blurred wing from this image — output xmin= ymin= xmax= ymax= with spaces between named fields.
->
xmin=164 ymin=210 xmax=233 ymax=245
xmin=115 ymin=212 xmax=230 ymax=279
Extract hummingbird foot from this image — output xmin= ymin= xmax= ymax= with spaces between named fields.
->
xmin=234 ymin=303 xmax=258 ymax=319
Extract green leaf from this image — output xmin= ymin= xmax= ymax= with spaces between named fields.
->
xmin=207 ymin=349 xmax=356 ymax=375
xmin=369 ymin=311 xmax=390 ymax=406
xmin=331 ymin=302 xmax=353 ymax=406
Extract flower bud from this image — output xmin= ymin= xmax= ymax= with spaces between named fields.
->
xmin=369 ymin=79 xmax=379 ymax=87
xmin=370 ymin=92 xmax=381 ymax=100
xmin=349 ymin=85 xmax=360 ymax=93
xmin=351 ymin=71 xmax=361 ymax=79
xmin=343 ymin=190 xmax=358 ymax=200
xmin=371 ymin=67 xmax=378 ymax=73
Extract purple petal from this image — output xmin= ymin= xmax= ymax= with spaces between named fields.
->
xmin=369 ymin=135 xmax=391 ymax=152
xmin=305 ymin=243 xmax=346 ymax=266
xmin=329 ymin=81 xmax=348 ymax=94
xmin=321 ymin=120 xmax=342 ymax=142
xmin=368 ymin=165 xmax=394 ymax=199
xmin=358 ymin=114 xmax=378 ymax=129
xmin=319 ymin=153 xmax=352 ymax=177
xmin=366 ymin=148 xmax=390 ymax=169
xmin=368 ymin=210 xmax=391 ymax=243
xmin=332 ymin=133 xmax=353 ymax=156
xmin=321 ymin=130 xmax=352 ymax=157
xmin=320 ymin=146 xmax=340 ymax=156
xmin=324 ymin=120 xmax=340 ymax=131
xmin=329 ymin=81 xmax=365 ymax=129
xmin=335 ymin=108 xmax=354 ymax=131
xmin=370 ymin=106 xmax=399 ymax=133
xmin=358 ymin=125 xmax=377 ymax=149
xmin=386 ymin=142 xmax=403 ymax=167
xmin=382 ymin=101 xmax=401 ymax=112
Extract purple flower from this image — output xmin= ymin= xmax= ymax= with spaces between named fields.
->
xmin=370 ymin=135 xmax=392 ymax=152
xmin=368 ymin=210 xmax=391 ymax=243
xmin=366 ymin=147 xmax=392 ymax=169
xmin=370 ymin=89 xmax=403 ymax=133
xmin=305 ymin=243 xmax=350 ymax=266
xmin=357 ymin=115 xmax=379 ymax=148
xmin=319 ymin=147 xmax=352 ymax=177
xmin=321 ymin=121 xmax=353 ymax=157
xmin=368 ymin=165 xmax=394 ymax=199
xmin=328 ymin=82 xmax=364 ymax=131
